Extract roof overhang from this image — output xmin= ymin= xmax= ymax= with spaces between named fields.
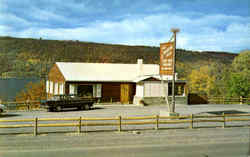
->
xmin=133 ymin=75 xmax=186 ymax=83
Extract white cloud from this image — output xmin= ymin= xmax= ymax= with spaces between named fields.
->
xmin=226 ymin=23 xmax=250 ymax=33
xmin=0 ymin=25 xmax=11 ymax=34
xmin=176 ymin=22 xmax=250 ymax=52
xmin=150 ymin=4 xmax=171 ymax=12
xmin=0 ymin=13 xmax=31 ymax=26
xmin=1 ymin=12 xmax=249 ymax=53
xmin=29 ymin=8 xmax=67 ymax=22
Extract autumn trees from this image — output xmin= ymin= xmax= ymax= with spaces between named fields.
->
xmin=188 ymin=65 xmax=215 ymax=96
xmin=227 ymin=50 xmax=250 ymax=97
xmin=188 ymin=50 xmax=250 ymax=98
xmin=15 ymin=81 xmax=46 ymax=102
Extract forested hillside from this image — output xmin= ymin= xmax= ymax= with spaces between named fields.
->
xmin=0 ymin=36 xmax=237 ymax=79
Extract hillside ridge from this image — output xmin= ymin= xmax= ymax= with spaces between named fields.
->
xmin=0 ymin=36 xmax=237 ymax=78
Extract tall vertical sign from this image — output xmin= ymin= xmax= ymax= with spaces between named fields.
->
xmin=160 ymin=42 xmax=174 ymax=75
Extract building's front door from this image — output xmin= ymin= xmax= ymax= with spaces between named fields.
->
xmin=120 ymin=84 xmax=131 ymax=104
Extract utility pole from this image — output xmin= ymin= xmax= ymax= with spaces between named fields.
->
xmin=171 ymin=28 xmax=179 ymax=113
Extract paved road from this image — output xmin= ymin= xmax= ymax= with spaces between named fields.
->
xmin=0 ymin=127 xmax=249 ymax=157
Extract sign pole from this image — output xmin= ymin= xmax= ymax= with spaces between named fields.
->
xmin=161 ymin=75 xmax=170 ymax=111
xmin=159 ymin=29 xmax=180 ymax=116
xmin=171 ymin=28 xmax=179 ymax=113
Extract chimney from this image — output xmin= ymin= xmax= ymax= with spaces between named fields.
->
xmin=137 ymin=59 xmax=143 ymax=76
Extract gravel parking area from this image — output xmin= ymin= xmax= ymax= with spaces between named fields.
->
xmin=1 ymin=103 xmax=250 ymax=119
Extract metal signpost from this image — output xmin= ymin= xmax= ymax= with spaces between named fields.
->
xmin=171 ymin=28 xmax=179 ymax=113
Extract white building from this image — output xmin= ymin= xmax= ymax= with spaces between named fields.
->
xmin=47 ymin=59 xmax=188 ymax=105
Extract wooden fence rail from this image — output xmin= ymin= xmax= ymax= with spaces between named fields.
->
xmin=0 ymin=113 xmax=250 ymax=136
xmin=207 ymin=96 xmax=250 ymax=104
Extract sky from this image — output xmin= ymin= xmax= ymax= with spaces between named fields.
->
xmin=0 ymin=0 xmax=249 ymax=53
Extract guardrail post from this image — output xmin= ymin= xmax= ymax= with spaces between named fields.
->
xmin=155 ymin=115 xmax=159 ymax=130
xmin=240 ymin=96 xmax=243 ymax=104
xmin=78 ymin=116 xmax=82 ymax=133
xmin=118 ymin=116 xmax=122 ymax=132
xmin=190 ymin=114 xmax=193 ymax=129
xmin=84 ymin=117 xmax=88 ymax=133
xmin=222 ymin=113 xmax=226 ymax=128
xmin=33 ymin=117 xmax=38 ymax=136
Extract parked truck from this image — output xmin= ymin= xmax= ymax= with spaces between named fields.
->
xmin=41 ymin=94 xmax=96 ymax=112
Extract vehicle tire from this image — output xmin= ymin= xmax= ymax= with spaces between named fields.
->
xmin=78 ymin=106 xmax=84 ymax=110
xmin=56 ymin=106 xmax=62 ymax=112
xmin=80 ymin=106 xmax=85 ymax=110
xmin=48 ymin=108 xmax=54 ymax=112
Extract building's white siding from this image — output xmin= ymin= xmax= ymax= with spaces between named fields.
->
xmin=135 ymin=83 xmax=144 ymax=97
xmin=144 ymin=81 xmax=167 ymax=97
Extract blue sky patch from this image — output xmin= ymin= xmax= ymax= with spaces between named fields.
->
xmin=0 ymin=0 xmax=249 ymax=52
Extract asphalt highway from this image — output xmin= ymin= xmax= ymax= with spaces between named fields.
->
xmin=0 ymin=127 xmax=249 ymax=157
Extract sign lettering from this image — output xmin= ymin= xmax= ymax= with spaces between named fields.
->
xmin=160 ymin=42 xmax=174 ymax=75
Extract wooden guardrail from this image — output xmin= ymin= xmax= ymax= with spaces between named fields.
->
xmin=0 ymin=113 xmax=250 ymax=136
xmin=207 ymin=96 xmax=250 ymax=104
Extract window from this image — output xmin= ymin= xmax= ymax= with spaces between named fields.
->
xmin=54 ymin=83 xmax=58 ymax=95
xmin=49 ymin=81 xmax=53 ymax=94
xmin=69 ymin=84 xmax=77 ymax=95
xmin=77 ymin=85 xmax=92 ymax=97
xmin=59 ymin=83 xmax=64 ymax=94
xmin=46 ymin=80 xmax=49 ymax=93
